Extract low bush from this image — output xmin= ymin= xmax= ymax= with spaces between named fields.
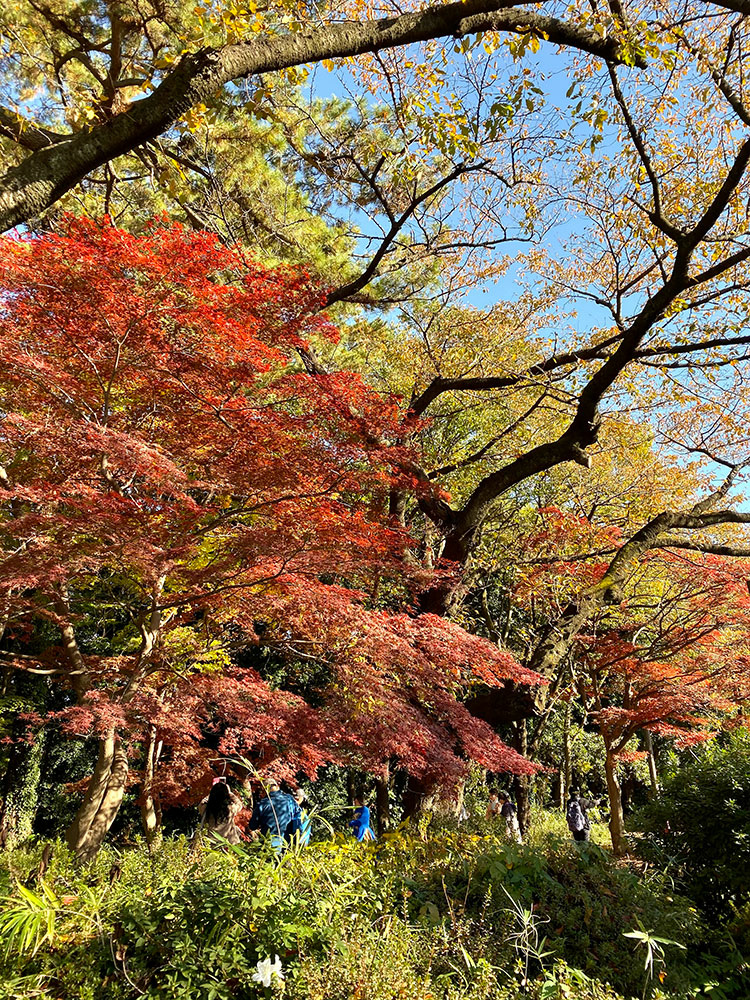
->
xmin=0 ymin=818 xmax=712 ymax=1000
xmin=636 ymin=730 xmax=750 ymax=919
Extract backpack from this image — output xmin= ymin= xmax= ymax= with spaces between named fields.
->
xmin=566 ymin=800 xmax=586 ymax=833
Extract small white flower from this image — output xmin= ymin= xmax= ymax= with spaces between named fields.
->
xmin=252 ymin=954 xmax=285 ymax=988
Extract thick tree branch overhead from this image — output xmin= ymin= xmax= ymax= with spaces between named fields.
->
xmin=0 ymin=1 xmax=641 ymax=232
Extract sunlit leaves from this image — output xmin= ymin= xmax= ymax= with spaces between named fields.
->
xmin=0 ymin=218 xmax=534 ymax=803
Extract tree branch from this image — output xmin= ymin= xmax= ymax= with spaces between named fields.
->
xmin=325 ymin=160 xmax=485 ymax=307
xmin=0 ymin=0 xmax=642 ymax=231
xmin=708 ymin=1 xmax=750 ymax=15
xmin=657 ymin=537 xmax=750 ymax=557
xmin=0 ymin=107 xmax=69 ymax=152
xmin=526 ymin=497 xmax=750 ymax=676
xmin=410 ymin=332 xmax=623 ymax=416
xmin=607 ymin=63 xmax=682 ymax=240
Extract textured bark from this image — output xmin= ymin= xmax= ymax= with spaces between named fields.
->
xmin=140 ymin=724 xmax=162 ymax=851
xmin=73 ymin=738 xmax=129 ymax=864
xmin=644 ymin=730 xmax=659 ymax=797
xmin=65 ymin=730 xmax=127 ymax=858
xmin=0 ymin=1 xmax=636 ymax=233
xmin=604 ymin=747 xmax=627 ymax=856
xmin=374 ymin=762 xmax=391 ymax=835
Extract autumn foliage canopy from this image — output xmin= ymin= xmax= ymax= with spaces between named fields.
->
xmin=513 ymin=507 xmax=750 ymax=756
xmin=0 ymin=218 xmax=539 ymax=808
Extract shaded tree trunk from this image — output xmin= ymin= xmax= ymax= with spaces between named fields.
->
xmin=401 ymin=774 xmax=431 ymax=820
xmin=562 ymin=697 xmax=572 ymax=805
xmin=417 ymin=530 xmax=470 ymax=615
xmin=644 ymin=730 xmax=659 ymax=797
xmin=65 ymin=577 xmax=163 ymax=861
xmin=65 ymin=731 xmax=129 ymax=863
xmin=140 ymin=724 xmax=162 ymax=851
xmin=346 ymin=769 xmax=356 ymax=808
xmin=621 ymin=770 xmax=636 ymax=812
xmin=374 ymin=762 xmax=391 ymax=835
xmin=604 ymin=745 xmax=627 ymax=856
xmin=455 ymin=779 xmax=467 ymax=818
xmin=512 ymin=719 xmax=532 ymax=835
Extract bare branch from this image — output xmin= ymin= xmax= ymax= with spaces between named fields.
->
xmin=325 ymin=161 xmax=486 ymax=307
xmin=607 ymin=63 xmax=682 ymax=239
xmin=657 ymin=537 xmax=750 ymax=557
xmin=410 ymin=333 xmax=623 ymax=416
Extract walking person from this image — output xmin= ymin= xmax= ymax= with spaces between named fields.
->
xmin=486 ymin=788 xmax=502 ymax=821
xmin=195 ymin=777 xmax=244 ymax=846
xmin=498 ymin=790 xmax=523 ymax=844
xmin=293 ymin=788 xmax=313 ymax=846
xmin=349 ymin=796 xmax=376 ymax=841
xmin=566 ymin=788 xmax=591 ymax=843
xmin=248 ymin=780 xmax=303 ymax=852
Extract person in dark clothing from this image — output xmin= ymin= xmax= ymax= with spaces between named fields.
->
xmin=248 ymin=781 xmax=302 ymax=851
xmin=498 ymin=790 xmax=523 ymax=843
xmin=580 ymin=793 xmax=602 ymax=825
xmin=566 ymin=789 xmax=591 ymax=842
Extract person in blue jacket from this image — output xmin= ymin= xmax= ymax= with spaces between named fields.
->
xmin=293 ymin=788 xmax=313 ymax=846
xmin=349 ymin=796 xmax=376 ymax=841
xmin=248 ymin=781 xmax=302 ymax=851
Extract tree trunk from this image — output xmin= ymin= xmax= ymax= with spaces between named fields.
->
xmin=455 ymin=779 xmax=467 ymax=818
xmin=644 ymin=730 xmax=659 ymax=797
xmin=346 ymin=769 xmax=356 ymax=808
xmin=514 ymin=773 xmax=532 ymax=836
xmin=621 ymin=770 xmax=636 ymax=812
xmin=140 ymin=725 xmax=162 ymax=851
xmin=65 ymin=732 xmax=129 ymax=863
xmin=65 ymin=577 xmax=163 ymax=861
xmin=554 ymin=768 xmax=564 ymax=809
xmin=512 ymin=720 xmax=532 ymax=835
xmin=401 ymin=774 xmax=431 ymax=819
xmin=374 ymin=762 xmax=391 ymax=835
xmin=604 ymin=746 xmax=627 ymax=856
xmin=417 ymin=529 xmax=471 ymax=614
xmin=562 ymin=697 xmax=572 ymax=805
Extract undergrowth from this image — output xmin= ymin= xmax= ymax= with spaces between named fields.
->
xmin=0 ymin=816 xmax=742 ymax=1000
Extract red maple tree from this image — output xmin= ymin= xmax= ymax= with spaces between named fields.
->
xmin=575 ymin=551 xmax=750 ymax=852
xmin=0 ymin=217 xmax=539 ymax=858
xmin=511 ymin=508 xmax=750 ymax=853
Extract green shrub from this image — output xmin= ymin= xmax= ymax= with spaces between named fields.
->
xmin=0 ymin=822 xmax=710 ymax=1000
xmin=637 ymin=730 xmax=750 ymax=919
